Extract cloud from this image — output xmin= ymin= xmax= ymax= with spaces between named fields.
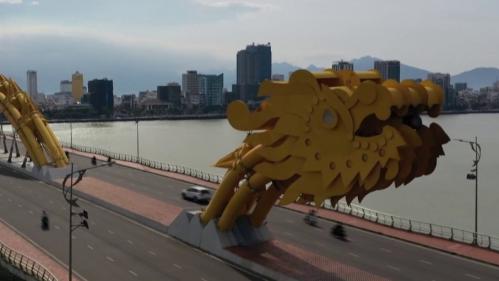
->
xmin=0 ymin=0 xmax=22 ymax=4
xmin=31 ymin=0 xmax=39 ymax=5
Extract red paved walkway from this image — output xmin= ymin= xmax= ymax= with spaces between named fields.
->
xmin=0 ymin=219 xmax=79 ymax=281
xmin=65 ymin=148 xmax=499 ymax=267
xmin=230 ymin=240 xmax=391 ymax=281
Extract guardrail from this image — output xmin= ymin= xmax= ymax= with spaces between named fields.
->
xmin=0 ymin=242 xmax=57 ymax=281
xmin=6 ymin=134 xmax=498 ymax=254
xmin=59 ymin=141 xmax=224 ymax=184
xmin=323 ymin=200 xmax=499 ymax=252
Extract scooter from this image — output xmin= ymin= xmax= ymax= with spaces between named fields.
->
xmin=331 ymin=224 xmax=348 ymax=241
xmin=304 ymin=214 xmax=318 ymax=226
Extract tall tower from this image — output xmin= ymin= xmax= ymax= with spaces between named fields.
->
xmin=233 ymin=43 xmax=271 ymax=102
xmin=374 ymin=60 xmax=400 ymax=82
xmin=88 ymin=78 xmax=113 ymax=114
xmin=72 ymin=71 xmax=84 ymax=102
xmin=26 ymin=70 xmax=38 ymax=98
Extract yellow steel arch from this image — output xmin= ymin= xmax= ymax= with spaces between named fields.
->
xmin=201 ymin=69 xmax=450 ymax=231
xmin=0 ymin=74 xmax=68 ymax=167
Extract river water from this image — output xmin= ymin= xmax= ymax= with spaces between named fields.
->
xmin=7 ymin=114 xmax=499 ymax=236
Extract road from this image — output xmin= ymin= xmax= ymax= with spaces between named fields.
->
xmin=0 ymin=165 xmax=260 ymax=281
xmin=68 ymin=154 xmax=499 ymax=281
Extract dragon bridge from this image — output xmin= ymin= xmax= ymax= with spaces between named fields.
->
xmin=0 ymin=74 xmax=68 ymax=167
xmin=201 ymin=69 xmax=449 ymax=231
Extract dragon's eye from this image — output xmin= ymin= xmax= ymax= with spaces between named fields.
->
xmin=322 ymin=108 xmax=338 ymax=128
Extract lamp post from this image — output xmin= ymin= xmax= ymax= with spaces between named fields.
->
xmin=62 ymin=160 xmax=113 ymax=281
xmin=136 ymin=119 xmax=139 ymax=159
xmin=454 ymin=136 xmax=481 ymax=245
xmin=70 ymin=122 xmax=73 ymax=149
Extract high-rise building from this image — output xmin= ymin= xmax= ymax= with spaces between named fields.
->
xmin=182 ymin=70 xmax=199 ymax=97
xmin=374 ymin=60 xmax=400 ymax=82
xmin=72 ymin=72 xmax=84 ymax=102
xmin=455 ymin=82 xmax=467 ymax=93
xmin=60 ymin=80 xmax=72 ymax=93
xmin=233 ymin=43 xmax=271 ymax=102
xmin=26 ymin=70 xmax=38 ymax=98
xmin=157 ymin=83 xmax=182 ymax=107
xmin=88 ymin=78 xmax=114 ymax=114
xmin=428 ymin=73 xmax=453 ymax=110
xmin=199 ymin=74 xmax=224 ymax=106
xmin=332 ymin=60 xmax=353 ymax=71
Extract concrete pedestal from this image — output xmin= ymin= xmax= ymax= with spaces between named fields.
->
xmin=168 ymin=210 xmax=273 ymax=256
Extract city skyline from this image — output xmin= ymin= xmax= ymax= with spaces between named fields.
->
xmin=1 ymin=0 xmax=498 ymax=94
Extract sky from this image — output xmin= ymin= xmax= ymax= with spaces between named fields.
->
xmin=1 ymin=0 xmax=498 ymax=94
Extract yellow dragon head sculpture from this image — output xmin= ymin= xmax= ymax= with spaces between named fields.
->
xmin=220 ymin=69 xmax=448 ymax=206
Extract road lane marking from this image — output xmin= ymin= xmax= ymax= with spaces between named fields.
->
xmin=129 ymin=270 xmax=138 ymax=277
xmin=107 ymin=230 xmax=115 ymax=235
xmin=348 ymin=252 xmax=359 ymax=258
xmin=106 ymin=256 xmax=115 ymax=262
xmin=173 ymin=264 xmax=182 ymax=269
xmin=386 ymin=265 xmax=401 ymax=272
xmin=127 ymin=240 xmax=134 ymax=245
xmin=87 ymin=245 xmax=94 ymax=250
xmin=28 ymin=210 xmax=34 ymax=215
xmin=54 ymin=225 xmax=61 ymax=230
xmin=72 ymin=235 xmax=76 ymax=240
xmin=148 ymin=250 xmax=156 ymax=256
xmin=17 ymin=204 xmax=22 ymax=208
xmin=7 ymin=198 xmax=12 ymax=202
xmin=465 ymin=273 xmax=481 ymax=280
xmin=201 ymin=278 xmax=208 ymax=281
xmin=380 ymin=248 xmax=392 ymax=253
xmin=283 ymin=231 xmax=294 ymax=236
xmin=419 ymin=259 xmax=432 ymax=265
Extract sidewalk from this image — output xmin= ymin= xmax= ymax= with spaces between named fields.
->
xmin=66 ymin=147 xmax=499 ymax=267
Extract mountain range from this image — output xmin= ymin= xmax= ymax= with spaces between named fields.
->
xmin=269 ymin=56 xmax=499 ymax=90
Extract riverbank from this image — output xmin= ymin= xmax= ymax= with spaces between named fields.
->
xmin=0 ymin=113 xmax=226 ymax=125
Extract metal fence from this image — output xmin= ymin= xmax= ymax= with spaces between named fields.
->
xmin=53 ymin=140 xmax=499 ymax=253
xmin=323 ymin=200 xmax=499 ymax=252
xmin=0 ymin=243 xmax=57 ymax=281
xmin=59 ymin=142 xmax=224 ymax=184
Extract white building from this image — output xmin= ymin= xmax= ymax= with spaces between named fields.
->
xmin=60 ymin=80 xmax=72 ymax=93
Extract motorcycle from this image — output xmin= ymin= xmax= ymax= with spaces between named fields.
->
xmin=304 ymin=213 xmax=318 ymax=226
xmin=331 ymin=224 xmax=348 ymax=241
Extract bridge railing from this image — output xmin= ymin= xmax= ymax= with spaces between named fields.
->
xmin=0 ymin=242 xmax=57 ymax=281
xmin=59 ymin=141 xmax=224 ymax=184
xmin=58 ymin=141 xmax=499 ymax=253
xmin=323 ymin=200 xmax=499 ymax=252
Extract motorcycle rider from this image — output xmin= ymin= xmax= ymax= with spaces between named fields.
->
xmin=41 ymin=210 xmax=50 ymax=231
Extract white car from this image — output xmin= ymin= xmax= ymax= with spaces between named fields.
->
xmin=181 ymin=186 xmax=212 ymax=203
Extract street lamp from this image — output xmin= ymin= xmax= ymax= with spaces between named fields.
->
xmin=70 ymin=122 xmax=73 ymax=149
xmin=454 ymin=136 xmax=482 ymax=245
xmin=62 ymin=160 xmax=114 ymax=281
xmin=135 ymin=119 xmax=139 ymax=159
